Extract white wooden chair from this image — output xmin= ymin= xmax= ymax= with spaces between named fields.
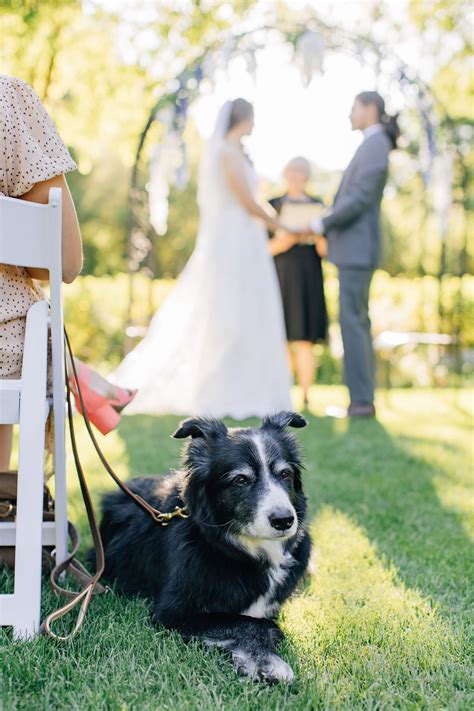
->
xmin=0 ymin=187 xmax=68 ymax=639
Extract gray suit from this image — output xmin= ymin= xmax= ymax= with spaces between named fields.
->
xmin=322 ymin=130 xmax=391 ymax=404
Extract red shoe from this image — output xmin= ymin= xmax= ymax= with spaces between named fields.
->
xmin=108 ymin=387 xmax=137 ymax=413
xmin=70 ymin=364 xmax=121 ymax=435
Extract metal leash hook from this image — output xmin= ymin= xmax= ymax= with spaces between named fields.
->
xmin=159 ymin=506 xmax=190 ymax=526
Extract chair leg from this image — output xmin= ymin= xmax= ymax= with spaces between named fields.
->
xmin=53 ymin=452 xmax=68 ymax=566
xmin=12 ymin=301 xmax=48 ymax=640
xmin=13 ymin=447 xmax=45 ymax=640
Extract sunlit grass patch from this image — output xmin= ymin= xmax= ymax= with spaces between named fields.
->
xmin=283 ymin=507 xmax=457 ymax=688
xmin=2 ymin=388 xmax=472 ymax=709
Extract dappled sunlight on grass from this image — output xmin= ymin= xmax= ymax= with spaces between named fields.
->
xmin=376 ymin=388 xmax=473 ymax=435
xmin=375 ymin=389 xmax=473 ymax=542
xmin=3 ymin=388 xmax=472 ymax=708
xmin=431 ymin=476 xmax=474 ymax=542
xmin=281 ymin=506 xmax=460 ymax=704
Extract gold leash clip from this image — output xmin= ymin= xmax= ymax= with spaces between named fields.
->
xmin=159 ymin=506 xmax=190 ymax=526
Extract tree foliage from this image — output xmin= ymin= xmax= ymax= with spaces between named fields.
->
xmin=1 ymin=0 xmax=471 ymax=281
xmin=1 ymin=0 xmax=252 ymax=274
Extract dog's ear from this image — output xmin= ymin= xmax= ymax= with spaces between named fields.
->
xmin=172 ymin=417 xmax=228 ymax=441
xmin=262 ymin=411 xmax=307 ymax=430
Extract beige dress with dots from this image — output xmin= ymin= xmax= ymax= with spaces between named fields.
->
xmin=0 ymin=74 xmax=76 ymax=379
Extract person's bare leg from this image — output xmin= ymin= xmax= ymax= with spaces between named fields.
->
xmin=294 ymin=341 xmax=315 ymax=405
xmin=0 ymin=425 xmax=13 ymax=471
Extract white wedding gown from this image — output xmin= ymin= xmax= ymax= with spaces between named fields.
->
xmin=112 ymin=153 xmax=291 ymax=418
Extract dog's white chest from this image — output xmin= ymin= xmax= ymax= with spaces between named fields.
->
xmin=243 ymin=550 xmax=293 ymax=619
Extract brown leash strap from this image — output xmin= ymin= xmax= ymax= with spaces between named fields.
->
xmin=40 ymin=353 xmax=107 ymax=640
xmin=64 ymin=330 xmax=188 ymax=526
xmin=41 ymin=330 xmax=188 ymax=640
xmin=46 ymin=522 xmax=107 ymax=598
xmin=41 ymin=524 xmax=107 ymax=640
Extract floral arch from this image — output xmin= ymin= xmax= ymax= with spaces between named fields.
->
xmin=124 ymin=20 xmax=465 ymax=351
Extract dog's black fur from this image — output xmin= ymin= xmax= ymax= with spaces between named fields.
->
xmin=92 ymin=411 xmax=311 ymax=683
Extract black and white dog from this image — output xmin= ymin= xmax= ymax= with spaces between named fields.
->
xmin=96 ymin=411 xmax=311 ymax=683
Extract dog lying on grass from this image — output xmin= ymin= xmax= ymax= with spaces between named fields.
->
xmin=94 ymin=411 xmax=311 ymax=683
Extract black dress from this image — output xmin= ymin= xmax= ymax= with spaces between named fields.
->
xmin=269 ymin=194 xmax=328 ymax=343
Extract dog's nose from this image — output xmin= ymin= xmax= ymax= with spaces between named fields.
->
xmin=269 ymin=510 xmax=295 ymax=531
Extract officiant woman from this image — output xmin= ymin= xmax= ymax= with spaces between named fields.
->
xmin=268 ymin=157 xmax=328 ymax=407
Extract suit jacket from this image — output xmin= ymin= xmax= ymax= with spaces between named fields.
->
xmin=323 ymin=130 xmax=391 ymax=269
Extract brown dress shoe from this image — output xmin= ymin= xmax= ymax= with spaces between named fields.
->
xmin=347 ymin=402 xmax=376 ymax=418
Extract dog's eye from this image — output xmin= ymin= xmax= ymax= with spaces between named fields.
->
xmin=280 ymin=469 xmax=293 ymax=480
xmin=233 ymin=475 xmax=250 ymax=486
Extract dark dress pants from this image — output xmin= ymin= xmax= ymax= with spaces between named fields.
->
xmin=338 ymin=268 xmax=375 ymax=404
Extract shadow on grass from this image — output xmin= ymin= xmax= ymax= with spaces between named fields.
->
xmin=116 ymin=413 xmax=261 ymax=475
xmin=115 ymin=414 xmax=184 ymax=475
xmin=1 ymin=400 xmax=470 ymax=709
xmin=116 ymin=406 xmax=472 ymax=617
xmin=305 ymin=413 xmax=472 ymax=618
xmin=114 ymin=405 xmax=472 ymax=705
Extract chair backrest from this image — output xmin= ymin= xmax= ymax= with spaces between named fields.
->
xmin=0 ymin=188 xmax=65 ymax=479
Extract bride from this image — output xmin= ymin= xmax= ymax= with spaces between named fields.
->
xmin=113 ymin=98 xmax=297 ymax=418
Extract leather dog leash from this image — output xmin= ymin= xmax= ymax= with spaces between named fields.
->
xmin=65 ymin=330 xmax=189 ymax=526
xmin=41 ymin=330 xmax=188 ymax=640
xmin=40 ymin=344 xmax=107 ymax=640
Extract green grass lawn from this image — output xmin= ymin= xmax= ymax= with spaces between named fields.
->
xmin=1 ymin=387 xmax=473 ymax=710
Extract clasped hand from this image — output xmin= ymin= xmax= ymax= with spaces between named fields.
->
xmin=273 ymin=224 xmax=327 ymax=258
xmin=280 ymin=224 xmax=315 ymax=240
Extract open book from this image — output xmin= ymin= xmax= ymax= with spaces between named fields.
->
xmin=278 ymin=202 xmax=324 ymax=245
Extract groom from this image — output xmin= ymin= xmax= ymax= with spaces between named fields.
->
xmin=309 ymin=91 xmax=396 ymax=417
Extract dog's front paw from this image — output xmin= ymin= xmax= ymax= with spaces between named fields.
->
xmin=232 ymin=650 xmax=295 ymax=684
xmin=259 ymin=653 xmax=295 ymax=684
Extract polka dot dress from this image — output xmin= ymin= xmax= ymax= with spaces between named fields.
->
xmin=0 ymin=75 xmax=76 ymax=379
